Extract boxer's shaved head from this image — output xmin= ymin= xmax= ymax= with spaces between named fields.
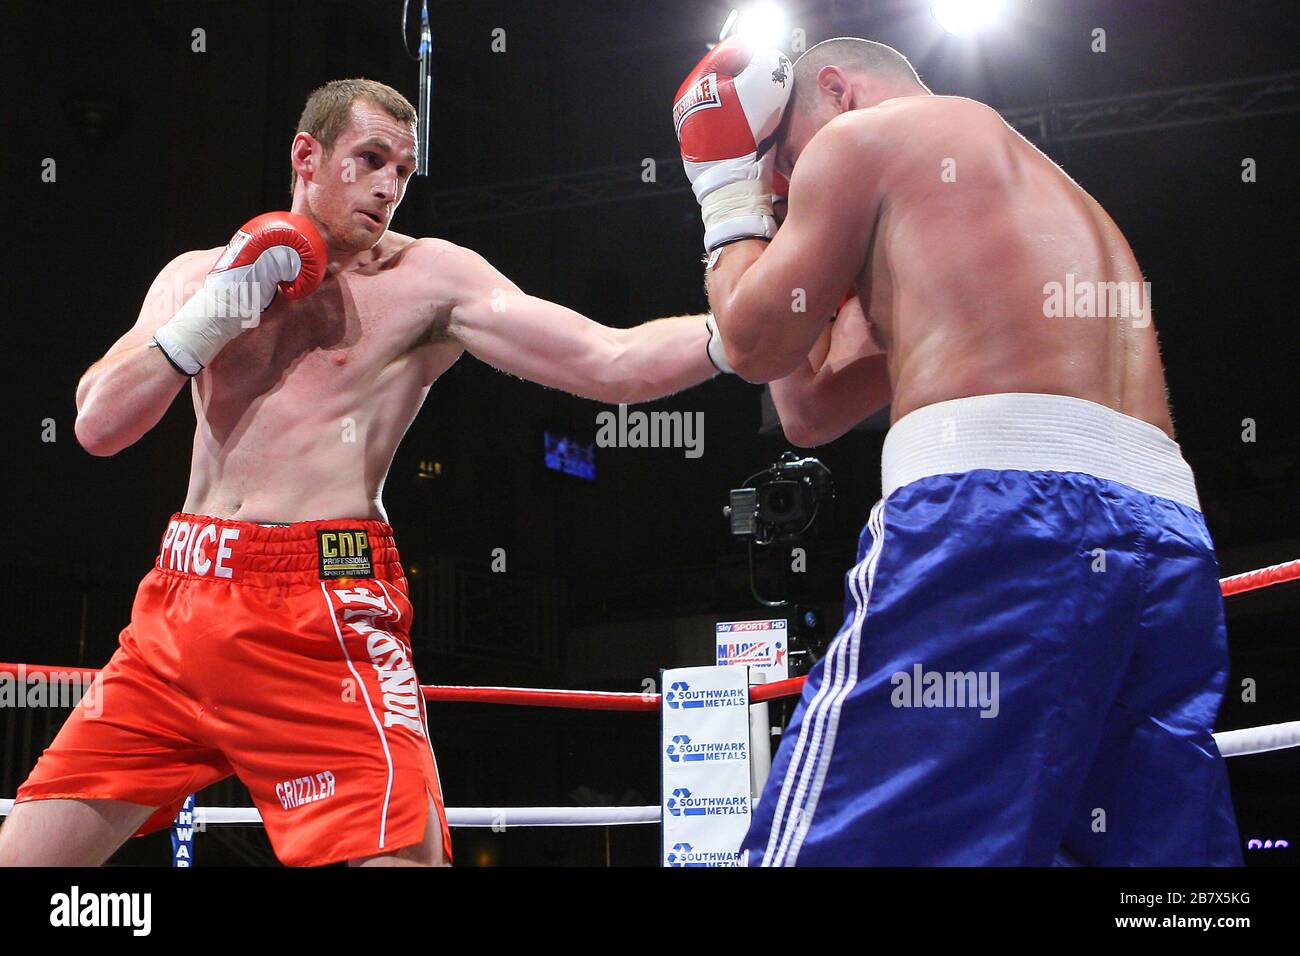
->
xmin=774 ymin=37 xmax=928 ymax=179
xmin=792 ymin=38 xmax=924 ymax=113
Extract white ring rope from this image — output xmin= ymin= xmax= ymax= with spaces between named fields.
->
xmin=0 ymin=799 xmax=658 ymax=828
xmin=195 ymin=805 xmax=661 ymax=827
xmin=2 ymin=721 xmax=1296 ymax=829
xmin=1212 ymin=720 xmax=1300 ymax=758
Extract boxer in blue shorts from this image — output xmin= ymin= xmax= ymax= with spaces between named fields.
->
xmin=672 ymin=37 xmax=1241 ymax=864
xmin=746 ymin=394 xmax=1239 ymax=865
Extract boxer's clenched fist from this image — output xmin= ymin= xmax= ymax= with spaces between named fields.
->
xmin=152 ymin=212 xmax=326 ymax=375
xmin=673 ymin=37 xmax=792 ymax=252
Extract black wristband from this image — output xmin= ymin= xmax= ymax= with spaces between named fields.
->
xmin=149 ymin=337 xmax=198 ymax=377
xmin=705 ymin=235 xmax=770 ymax=260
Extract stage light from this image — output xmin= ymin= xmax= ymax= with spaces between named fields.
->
xmin=931 ymin=0 xmax=1006 ymax=37
xmin=727 ymin=3 xmax=789 ymax=48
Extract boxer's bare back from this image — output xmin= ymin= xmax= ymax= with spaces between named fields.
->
xmin=712 ymin=92 xmax=1173 ymax=446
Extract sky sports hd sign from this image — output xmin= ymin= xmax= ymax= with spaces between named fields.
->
xmin=716 ymin=618 xmax=788 ymax=680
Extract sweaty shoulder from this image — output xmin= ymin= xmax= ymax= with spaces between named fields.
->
xmin=818 ymin=97 xmax=1011 ymax=192
xmin=794 ymin=102 xmax=943 ymax=185
xmin=402 ymin=236 xmax=513 ymax=317
xmin=787 ymin=106 xmax=914 ymax=210
xmin=148 ymin=247 xmax=222 ymax=308
xmin=404 ymin=236 xmax=496 ymax=283
xmin=169 ymin=246 xmax=223 ymax=279
xmin=881 ymin=95 xmax=1008 ymax=145
xmin=792 ymin=110 xmax=886 ymax=182
xmin=805 ymin=107 xmax=892 ymax=153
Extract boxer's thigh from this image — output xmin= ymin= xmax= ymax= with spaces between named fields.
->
xmin=202 ymin=579 xmax=452 ymax=867
xmin=749 ymin=473 xmax=1147 ymax=865
xmin=1059 ymin=496 xmax=1242 ymax=866
xmin=10 ymin=637 xmax=232 ymax=862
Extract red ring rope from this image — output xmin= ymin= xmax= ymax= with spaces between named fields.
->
xmin=422 ymin=685 xmax=658 ymax=711
xmin=2 ymin=557 xmax=1296 ymax=711
xmin=1218 ymin=558 xmax=1300 ymax=597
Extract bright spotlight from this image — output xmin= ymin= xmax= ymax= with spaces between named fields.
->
xmin=931 ymin=0 xmax=1006 ymax=37
xmin=731 ymin=3 xmax=788 ymax=48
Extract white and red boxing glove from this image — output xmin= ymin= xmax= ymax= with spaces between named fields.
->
xmin=705 ymin=313 xmax=734 ymax=374
xmin=152 ymin=212 xmax=326 ymax=375
xmin=673 ymin=37 xmax=792 ymax=252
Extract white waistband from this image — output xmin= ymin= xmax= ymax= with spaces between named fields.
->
xmin=881 ymin=393 xmax=1200 ymax=511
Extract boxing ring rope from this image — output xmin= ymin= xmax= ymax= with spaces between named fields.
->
xmin=0 ymin=798 xmax=658 ymax=828
xmin=2 ymin=557 xmax=1298 ymax=836
xmin=1218 ymin=558 xmax=1300 ymax=597
xmin=2 ymin=708 xmax=1297 ymax=825
xmin=422 ymin=685 xmax=658 ymax=711
xmin=1214 ymin=721 xmax=1300 ymax=758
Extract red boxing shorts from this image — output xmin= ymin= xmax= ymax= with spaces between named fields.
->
xmin=16 ymin=513 xmax=452 ymax=867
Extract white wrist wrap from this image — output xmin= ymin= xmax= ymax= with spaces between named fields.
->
xmin=701 ymin=179 xmax=776 ymax=252
xmin=152 ymin=287 xmax=243 ymax=375
xmin=152 ymin=246 xmax=296 ymax=374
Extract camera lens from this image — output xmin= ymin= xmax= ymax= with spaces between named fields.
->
xmin=761 ymin=481 xmax=803 ymax=523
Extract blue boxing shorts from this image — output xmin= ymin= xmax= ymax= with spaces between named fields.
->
xmin=743 ymin=393 xmax=1242 ymax=866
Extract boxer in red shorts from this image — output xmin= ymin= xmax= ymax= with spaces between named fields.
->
xmin=19 ymin=516 xmax=445 ymax=867
xmin=0 ymin=79 xmax=721 ymax=866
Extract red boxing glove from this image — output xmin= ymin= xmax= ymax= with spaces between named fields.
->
xmin=210 ymin=211 xmax=327 ymax=301
xmin=152 ymin=212 xmax=327 ymax=375
xmin=673 ymin=37 xmax=792 ymax=251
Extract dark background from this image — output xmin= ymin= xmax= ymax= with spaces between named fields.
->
xmin=2 ymin=0 xmax=1297 ymax=866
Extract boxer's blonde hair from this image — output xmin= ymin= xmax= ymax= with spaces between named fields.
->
xmin=290 ymin=78 xmax=417 ymax=194
xmin=792 ymin=38 xmax=926 ymax=111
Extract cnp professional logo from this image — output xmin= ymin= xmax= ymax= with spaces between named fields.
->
xmin=665 ymin=842 xmax=744 ymax=867
xmin=665 ymin=734 xmax=747 ymax=763
xmin=666 ymin=787 xmax=750 ymax=817
xmin=664 ymin=681 xmax=747 ymax=710
xmin=317 ymin=529 xmax=374 ymax=579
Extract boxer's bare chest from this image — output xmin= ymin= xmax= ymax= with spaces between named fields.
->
xmin=203 ymin=258 xmax=434 ymax=407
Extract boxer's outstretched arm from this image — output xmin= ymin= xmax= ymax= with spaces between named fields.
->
xmin=74 ymin=250 xmax=216 ymax=456
xmin=438 ymin=245 xmax=717 ymax=404
xmin=706 ymin=115 xmax=882 ymax=382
